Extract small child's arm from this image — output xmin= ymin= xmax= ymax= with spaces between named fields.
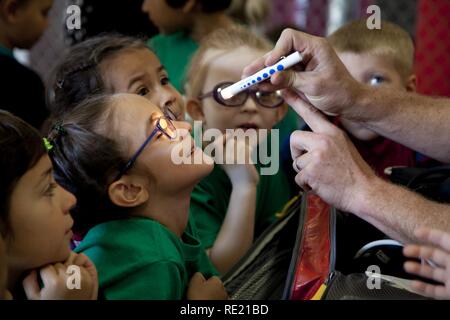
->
xmin=208 ymin=133 xmax=259 ymax=274
xmin=403 ymin=227 xmax=450 ymax=299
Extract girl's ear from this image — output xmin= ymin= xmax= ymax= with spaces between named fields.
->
xmin=108 ymin=175 xmax=149 ymax=208
xmin=182 ymin=0 xmax=197 ymax=13
xmin=186 ymin=99 xmax=206 ymax=122
xmin=1 ymin=0 xmax=22 ymax=23
xmin=405 ymin=74 xmax=417 ymax=92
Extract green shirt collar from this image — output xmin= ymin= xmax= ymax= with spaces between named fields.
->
xmin=0 ymin=44 xmax=14 ymax=59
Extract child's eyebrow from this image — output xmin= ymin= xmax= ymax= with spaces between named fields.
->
xmin=35 ymin=167 xmax=53 ymax=189
xmin=127 ymin=73 xmax=147 ymax=90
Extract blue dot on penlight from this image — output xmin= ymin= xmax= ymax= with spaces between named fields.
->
xmin=263 ymin=73 xmax=269 ymax=78
xmin=257 ymin=77 xmax=262 ymax=81
xmin=277 ymin=65 xmax=284 ymax=71
xmin=248 ymin=82 xmax=251 ymax=86
xmin=252 ymin=80 xmax=256 ymax=84
xmin=270 ymin=69 xmax=276 ymax=75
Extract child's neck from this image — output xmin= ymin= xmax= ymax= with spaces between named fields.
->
xmin=135 ymin=188 xmax=193 ymax=238
xmin=0 ymin=29 xmax=13 ymax=50
xmin=6 ymin=266 xmax=23 ymax=293
xmin=190 ymin=13 xmax=234 ymax=42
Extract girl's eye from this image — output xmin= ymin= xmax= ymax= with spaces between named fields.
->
xmin=45 ymin=183 xmax=57 ymax=197
xmin=369 ymin=75 xmax=385 ymax=86
xmin=161 ymin=77 xmax=170 ymax=85
xmin=137 ymin=87 xmax=150 ymax=96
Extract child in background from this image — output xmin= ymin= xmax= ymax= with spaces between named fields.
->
xmin=0 ymin=110 xmax=97 ymax=300
xmin=49 ymin=34 xmax=208 ymax=250
xmin=0 ymin=0 xmax=52 ymax=129
xmin=404 ymin=228 xmax=450 ymax=300
xmin=141 ymin=0 xmax=235 ymax=93
xmin=47 ymin=93 xmax=227 ymax=300
xmin=142 ymin=0 xmax=299 ymax=150
xmin=328 ymin=20 xmax=425 ymax=178
xmin=185 ymin=26 xmax=291 ymax=274
xmin=49 ymin=35 xmax=185 ymax=121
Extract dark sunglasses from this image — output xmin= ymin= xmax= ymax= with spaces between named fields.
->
xmin=198 ymin=81 xmax=285 ymax=108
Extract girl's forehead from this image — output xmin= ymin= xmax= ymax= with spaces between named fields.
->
xmin=205 ymin=47 xmax=266 ymax=79
xmin=112 ymin=95 xmax=162 ymax=119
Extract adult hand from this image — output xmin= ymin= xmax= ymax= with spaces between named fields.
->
xmin=287 ymin=89 xmax=377 ymax=213
xmin=404 ymin=228 xmax=450 ymax=300
xmin=242 ymin=28 xmax=363 ymax=117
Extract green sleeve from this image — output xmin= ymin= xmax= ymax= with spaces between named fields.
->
xmin=103 ymin=261 xmax=185 ymax=300
xmin=189 ymin=184 xmax=224 ymax=249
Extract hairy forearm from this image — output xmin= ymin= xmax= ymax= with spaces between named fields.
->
xmin=353 ymin=177 xmax=450 ymax=244
xmin=209 ymin=185 xmax=257 ymax=274
xmin=347 ymin=86 xmax=450 ymax=163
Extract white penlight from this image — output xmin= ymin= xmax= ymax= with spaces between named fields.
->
xmin=220 ymin=51 xmax=303 ymax=100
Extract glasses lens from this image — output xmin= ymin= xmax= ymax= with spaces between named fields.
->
xmin=256 ymin=90 xmax=284 ymax=108
xmin=217 ymin=83 xmax=247 ymax=106
xmin=158 ymin=117 xmax=177 ymax=139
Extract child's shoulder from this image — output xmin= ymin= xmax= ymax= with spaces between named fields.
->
xmin=76 ymin=218 xmax=184 ymax=261
xmin=0 ymin=54 xmax=43 ymax=83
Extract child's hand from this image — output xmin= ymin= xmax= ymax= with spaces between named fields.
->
xmin=64 ymin=252 xmax=98 ymax=300
xmin=23 ymin=252 xmax=98 ymax=300
xmin=215 ymin=133 xmax=259 ymax=187
xmin=403 ymin=228 xmax=450 ymax=300
xmin=187 ymin=272 xmax=228 ymax=300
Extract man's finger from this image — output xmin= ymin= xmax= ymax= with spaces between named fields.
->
xmin=284 ymin=90 xmax=335 ymax=134
xmin=403 ymin=245 xmax=448 ymax=268
xmin=294 ymin=169 xmax=312 ymax=192
xmin=242 ymin=52 xmax=271 ymax=78
xmin=290 ymin=130 xmax=323 ymax=156
xmin=292 ymin=152 xmax=313 ymax=173
xmin=415 ymin=228 xmax=450 ymax=252
xmin=265 ymin=28 xmax=311 ymax=66
xmin=404 ymin=261 xmax=447 ymax=283
xmin=410 ymin=280 xmax=448 ymax=300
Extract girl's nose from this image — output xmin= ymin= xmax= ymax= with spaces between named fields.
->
xmin=240 ymin=96 xmax=259 ymax=113
xmin=61 ymin=185 xmax=77 ymax=214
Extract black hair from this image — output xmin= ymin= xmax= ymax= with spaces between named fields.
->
xmin=46 ymin=95 xmax=130 ymax=234
xmin=0 ymin=110 xmax=46 ymax=237
xmin=48 ymin=34 xmax=150 ymax=117
xmin=166 ymin=0 xmax=232 ymax=13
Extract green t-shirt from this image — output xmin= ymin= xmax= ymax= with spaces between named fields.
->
xmin=0 ymin=44 xmax=14 ymax=59
xmin=190 ymin=160 xmax=292 ymax=249
xmin=149 ymin=31 xmax=198 ymax=94
xmin=75 ymin=216 xmax=218 ymax=300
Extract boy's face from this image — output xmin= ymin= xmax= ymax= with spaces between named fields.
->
xmin=196 ymin=47 xmax=287 ymax=133
xmin=7 ymin=155 xmax=76 ymax=273
xmin=336 ymin=51 xmax=413 ymax=141
xmin=111 ymin=94 xmax=213 ymax=194
xmin=6 ymin=0 xmax=53 ymax=49
xmin=141 ymin=0 xmax=191 ymax=34
xmin=100 ymin=48 xmax=185 ymax=121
